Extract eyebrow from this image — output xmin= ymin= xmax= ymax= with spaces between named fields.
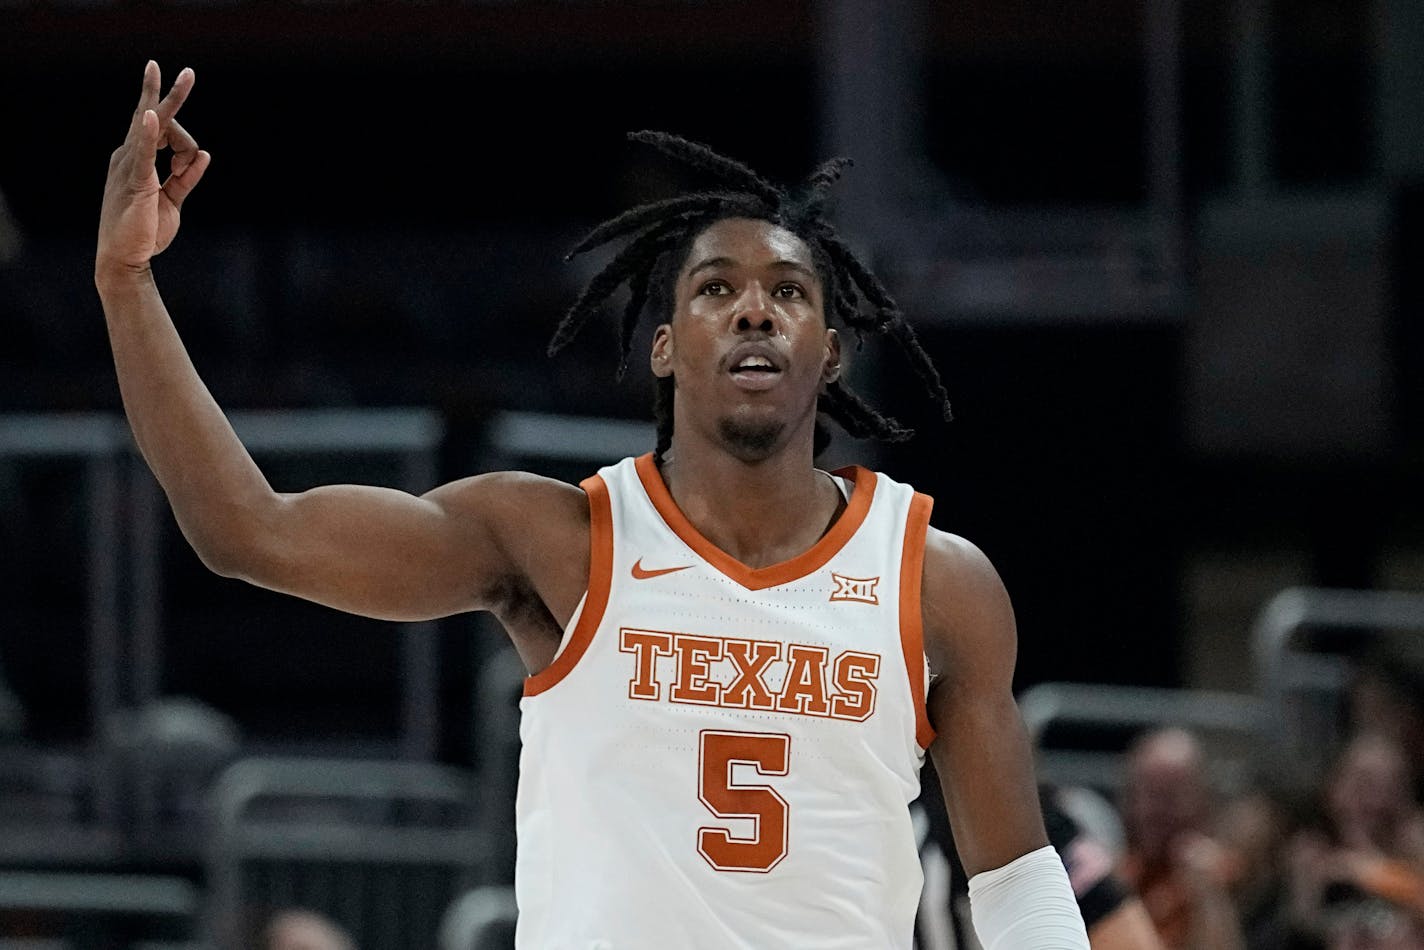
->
xmin=686 ymin=256 xmax=819 ymax=283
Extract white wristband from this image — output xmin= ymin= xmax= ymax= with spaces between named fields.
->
xmin=966 ymin=844 xmax=1090 ymax=950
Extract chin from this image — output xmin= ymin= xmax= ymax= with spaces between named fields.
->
xmin=716 ymin=415 xmax=786 ymax=462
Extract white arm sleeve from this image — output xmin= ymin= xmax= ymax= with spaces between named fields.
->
xmin=966 ymin=844 xmax=1090 ymax=949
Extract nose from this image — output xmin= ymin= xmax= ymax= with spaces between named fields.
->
xmin=731 ymin=283 xmax=776 ymax=334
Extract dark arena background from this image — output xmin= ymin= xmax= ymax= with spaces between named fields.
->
xmin=2 ymin=1 xmax=1423 ymax=948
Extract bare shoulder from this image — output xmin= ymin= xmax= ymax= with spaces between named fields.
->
xmin=424 ymin=469 xmax=592 ymax=607
xmin=919 ymin=527 xmax=1018 ymax=682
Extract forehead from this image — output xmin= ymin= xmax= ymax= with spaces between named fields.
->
xmin=679 ymin=217 xmax=817 ymax=275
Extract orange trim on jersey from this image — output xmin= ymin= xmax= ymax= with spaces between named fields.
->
xmin=899 ymin=492 xmax=937 ymax=748
xmin=633 ymin=453 xmax=877 ymax=591
xmin=523 ymin=473 xmax=614 ymax=697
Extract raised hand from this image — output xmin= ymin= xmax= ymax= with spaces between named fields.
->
xmin=96 ymin=61 xmax=211 ymax=280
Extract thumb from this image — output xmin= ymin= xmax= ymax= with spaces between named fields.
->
xmin=163 ymin=149 xmax=212 ymax=208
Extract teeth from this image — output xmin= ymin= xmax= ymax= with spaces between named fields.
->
xmin=736 ymin=356 xmax=774 ymax=370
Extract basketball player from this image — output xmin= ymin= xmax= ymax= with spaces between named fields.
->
xmin=96 ymin=62 xmax=1089 ymax=948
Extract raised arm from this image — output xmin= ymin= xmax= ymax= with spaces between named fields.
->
xmin=94 ymin=62 xmax=588 ymax=626
xmin=921 ymin=530 xmax=1089 ymax=948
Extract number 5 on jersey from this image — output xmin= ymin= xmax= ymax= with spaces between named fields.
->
xmin=697 ymin=730 xmax=790 ymax=873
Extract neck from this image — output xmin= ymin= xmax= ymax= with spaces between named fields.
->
xmin=659 ymin=433 xmax=844 ymax=570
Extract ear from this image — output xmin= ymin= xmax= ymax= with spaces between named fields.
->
xmin=822 ymin=328 xmax=842 ymax=385
xmin=650 ymin=323 xmax=674 ymax=379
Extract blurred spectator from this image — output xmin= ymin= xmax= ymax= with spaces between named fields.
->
xmin=263 ymin=908 xmax=356 ymax=950
xmin=1323 ymin=734 xmax=1424 ymax=863
xmin=1346 ymin=644 xmax=1424 ymax=800
xmin=1278 ymin=732 xmax=1424 ymax=949
xmin=1118 ymin=726 xmax=1247 ymax=950
xmin=1215 ymin=780 xmax=1293 ymax=948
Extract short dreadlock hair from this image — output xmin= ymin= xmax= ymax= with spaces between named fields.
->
xmin=548 ymin=130 xmax=952 ymax=464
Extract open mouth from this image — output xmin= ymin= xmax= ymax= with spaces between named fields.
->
xmin=729 ymin=355 xmax=783 ymax=379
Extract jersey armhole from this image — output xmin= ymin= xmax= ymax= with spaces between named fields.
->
xmin=522 ymin=473 xmax=614 ymax=697
xmin=899 ymin=492 xmax=937 ymax=748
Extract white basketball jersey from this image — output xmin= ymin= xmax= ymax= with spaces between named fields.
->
xmin=515 ymin=453 xmax=936 ymax=949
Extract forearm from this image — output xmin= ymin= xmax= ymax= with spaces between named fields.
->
xmin=97 ymin=265 xmax=274 ymax=570
xmin=931 ymin=693 xmax=1048 ymax=875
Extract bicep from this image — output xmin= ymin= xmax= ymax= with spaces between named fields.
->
xmin=232 ymin=471 xmax=585 ymax=622
xmin=923 ymin=531 xmax=1048 ymax=876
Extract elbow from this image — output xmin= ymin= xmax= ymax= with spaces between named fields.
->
xmin=174 ymin=501 xmax=281 ymax=582
xmin=185 ymin=527 xmax=261 ymax=580
xmin=193 ymin=540 xmax=247 ymax=579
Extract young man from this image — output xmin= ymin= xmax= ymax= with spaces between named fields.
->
xmin=96 ymin=62 xmax=1089 ymax=948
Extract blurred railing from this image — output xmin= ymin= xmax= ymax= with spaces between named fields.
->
xmin=0 ymin=870 xmax=200 ymax=949
xmin=0 ymin=414 xmax=128 ymax=828
xmin=1020 ymin=585 xmax=1424 ymax=809
xmin=1251 ymin=585 xmax=1424 ymax=787
xmin=0 ymin=409 xmax=444 ymax=873
xmin=204 ymin=756 xmax=485 ymax=950
xmin=438 ymin=885 xmax=517 ymax=950
xmin=1019 ymin=681 xmax=1267 ymax=797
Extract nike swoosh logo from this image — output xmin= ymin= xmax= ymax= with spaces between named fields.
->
xmin=631 ymin=558 xmax=693 ymax=580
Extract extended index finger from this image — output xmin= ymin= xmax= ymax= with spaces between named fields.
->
xmin=155 ymin=66 xmax=195 ymax=124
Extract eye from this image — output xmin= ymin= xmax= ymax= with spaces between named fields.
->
xmin=774 ymin=283 xmax=806 ymax=300
xmin=699 ymin=279 xmax=731 ymax=296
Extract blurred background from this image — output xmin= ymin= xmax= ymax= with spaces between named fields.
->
xmin=1 ymin=0 xmax=1422 ymax=948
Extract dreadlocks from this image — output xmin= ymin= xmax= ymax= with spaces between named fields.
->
xmin=548 ymin=130 xmax=952 ymax=463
